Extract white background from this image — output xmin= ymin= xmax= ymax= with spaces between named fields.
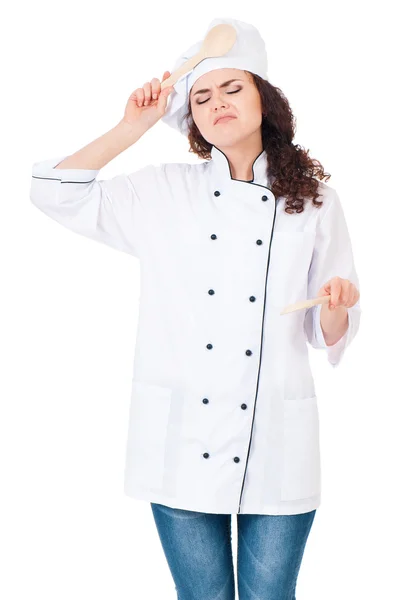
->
xmin=2 ymin=1 xmax=397 ymax=598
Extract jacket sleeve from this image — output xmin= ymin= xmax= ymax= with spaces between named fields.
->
xmin=303 ymin=187 xmax=362 ymax=368
xmin=30 ymin=155 xmax=154 ymax=258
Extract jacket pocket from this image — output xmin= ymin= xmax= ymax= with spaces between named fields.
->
xmin=281 ymin=395 xmax=321 ymax=501
xmin=125 ymin=380 xmax=173 ymax=490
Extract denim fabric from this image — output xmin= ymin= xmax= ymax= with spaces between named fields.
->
xmin=150 ymin=502 xmax=316 ymax=599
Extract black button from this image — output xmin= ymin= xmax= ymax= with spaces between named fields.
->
xmin=233 ymin=457 xmax=240 ymax=463
xmin=206 ymin=343 xmax=213 ymax=350
xmin=246 ymin=349 xmax=252 ymax=356
xmin=203 ymin=452 xmax=210 ymax=459
xmin=241 ymin=403 xmax=247 ymax=410
xmin=210 ymin=234 xmax=217 ymax=240
xmin=208 ymin=289 xmax=215 ymax=295
xmin=202 ymin=398 xmax=209 ymax=404
xmin=214 ymin=190 xmax=221 ymax=197
xmin=256 ymin=239 xmax=263 ymax=245
xmin=262 ymin=195 xmax=268 ymax=201
xmin=249 ymin=296 xmax=256 ymax=302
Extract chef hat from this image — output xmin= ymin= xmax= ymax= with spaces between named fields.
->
xmin=161 ymin=17 xmax=269 ymax=137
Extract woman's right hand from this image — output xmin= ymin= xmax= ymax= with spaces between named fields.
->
xmin=121 ymin=71 xmax=174 ymax=131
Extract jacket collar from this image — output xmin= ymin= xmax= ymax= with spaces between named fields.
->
xmin=209 ymin=145 xmax=271 ymax=189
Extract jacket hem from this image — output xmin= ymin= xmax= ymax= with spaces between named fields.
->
xmin=123 ymin=485 xmax=321 ymax=515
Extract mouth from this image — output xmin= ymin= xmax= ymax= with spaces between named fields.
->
xmin=214 ymin=116 xmax=237 ymax=125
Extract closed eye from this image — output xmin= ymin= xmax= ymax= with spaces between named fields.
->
xmin=196 ymin=89 xmax=241 ymax=105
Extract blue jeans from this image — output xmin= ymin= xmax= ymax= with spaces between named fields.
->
xmin=150 ymin=503 xmax=316 ymax=600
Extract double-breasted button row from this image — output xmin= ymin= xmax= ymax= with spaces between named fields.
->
xmin=213 ymin=189 xmax=268 ymax=202
xmin=203 ymin=452 xmax=240 ymax=463
xmin=202 ymin=398 xmax=247 ymax=410
xmin=200 ymin=188 xmax=269 ymax=467
xmin=205 ymin=344 xmax=253 ymax=355
xmin=208 ymin=289 xmax=256 ymax=302
xmin=210 ymin=233 xmax=263 ymax=245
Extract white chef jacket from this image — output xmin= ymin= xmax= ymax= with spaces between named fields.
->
xmin=30 ymin=145 xmax=361 ymax=515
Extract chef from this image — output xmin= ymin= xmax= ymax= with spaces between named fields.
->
xmin=30 ymin=17 xmax=361 ymax=517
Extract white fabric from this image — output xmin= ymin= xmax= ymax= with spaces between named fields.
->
xmin=30 ymin=146 xmax=361 ymax=515
xmin=161 ymin=17 xmax=269 ymax=137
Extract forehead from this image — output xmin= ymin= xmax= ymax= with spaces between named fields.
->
xmin=190 ymin=68 xmax=248 ymax=93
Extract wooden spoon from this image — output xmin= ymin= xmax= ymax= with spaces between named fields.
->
xmin=280 ymin=295 xmax=331 ymax=315
xmin=160 ymin=24 xmax=237 ymax=90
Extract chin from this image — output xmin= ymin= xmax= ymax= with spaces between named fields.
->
xmin=213 ymin=132 xmax=243 ymax=146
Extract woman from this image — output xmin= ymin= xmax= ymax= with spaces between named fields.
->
xmin=30 ymin=17 xmax=361 ymax=600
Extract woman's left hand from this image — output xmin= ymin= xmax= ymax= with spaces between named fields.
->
xmin=317 ymin=276 xmax=360 ymax=310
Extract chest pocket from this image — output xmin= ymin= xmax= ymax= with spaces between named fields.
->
xmin=267 ymin=231 xmax=316 ymax=308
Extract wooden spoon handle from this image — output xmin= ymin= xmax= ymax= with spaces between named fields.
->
xmin=160 ymin=50 xmax=205 ymax=90
xmin=160 ymin=23 xmax=237 ymax=90
xmin=280 ymin=295 xmax=331 ymax=315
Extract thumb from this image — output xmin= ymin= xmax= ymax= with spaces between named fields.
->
xmin=157 ymin=86 xmax=174 ymax=114
xmin=316 ymin=285 xmax=330 ymax=298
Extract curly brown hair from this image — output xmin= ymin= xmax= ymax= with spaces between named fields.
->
xmin=184 ymin=71 xmax=331 ymax=214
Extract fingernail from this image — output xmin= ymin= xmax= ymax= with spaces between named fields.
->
xmin=153 ymin=93 xmax=157 ymax=99
xmin=330 ymin=304 xmax=335 ymax=310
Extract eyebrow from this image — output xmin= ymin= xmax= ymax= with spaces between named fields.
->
xmin=192 ymin=79 xmax=244 ymax=96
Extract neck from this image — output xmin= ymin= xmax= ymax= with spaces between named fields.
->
xmin=218 ymin=133 xmax=263 ymax=181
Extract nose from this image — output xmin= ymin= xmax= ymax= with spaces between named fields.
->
xmin=211 ymin=96 xmax=230 ymax=113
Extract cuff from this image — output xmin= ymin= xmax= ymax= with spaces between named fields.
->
xmin=313 ymin=303 xmax=351 ymax=368
xmin=32 ymin=156 xmax=100 ymax=183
